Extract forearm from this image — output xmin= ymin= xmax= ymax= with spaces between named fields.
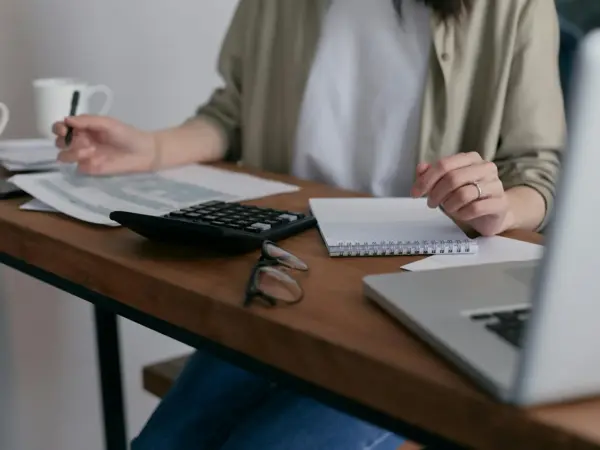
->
xmin=504 ymin=186 xmax=547 ymax=232
xmin=151 ymin=117 xmax=227 ymax=170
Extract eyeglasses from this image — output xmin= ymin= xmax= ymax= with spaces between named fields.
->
xmin=244 ymin=241 xmax=308 ymax=307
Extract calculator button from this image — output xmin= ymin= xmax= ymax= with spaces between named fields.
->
xmin=160 ymin=201 xmax=313 ymax=241
xmin=202 ymin=201 xmax=222 ymax=207
xmin=250 ymin=223 xmax=271 ymax=231
xmin=277 ymin=214 xmax=298 ymax=222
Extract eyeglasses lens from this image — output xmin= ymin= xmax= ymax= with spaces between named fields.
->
xmin=263 ymin=242 xmax=308 ymax=271
xmin=254 ymin=266 xmax=303 ymax=304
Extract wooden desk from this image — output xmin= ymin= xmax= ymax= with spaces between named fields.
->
xmin=0 ymin=163 xmax=598 ymax=450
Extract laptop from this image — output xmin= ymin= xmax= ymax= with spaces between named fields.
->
xmin=363 ymin=30 xmax=600 ymax=406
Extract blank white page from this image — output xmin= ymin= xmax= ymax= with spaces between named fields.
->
xmin=309 ymin=198 xmax=470 ymax=246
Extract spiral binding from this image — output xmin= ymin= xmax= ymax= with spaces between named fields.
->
xmin=329 ymin=239 xmax=476 ymax=257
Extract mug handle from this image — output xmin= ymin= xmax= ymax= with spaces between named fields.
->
xmin=86 ymin=84 xmax=114 ymax=115
xmin=0 ymin=103 xmax=9 ymax=136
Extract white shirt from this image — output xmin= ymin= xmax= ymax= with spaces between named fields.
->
xmin=292 ymin=0 xmax=431 ymax=197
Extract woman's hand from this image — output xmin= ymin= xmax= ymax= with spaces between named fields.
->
xmin=53 ymin=115 xmax=157 ymax=175
xmin=411 ymin=152 xmax=515 ymax=236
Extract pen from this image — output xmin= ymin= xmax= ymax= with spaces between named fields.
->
xmin=64 ymin=90 xmax=80 ymax=147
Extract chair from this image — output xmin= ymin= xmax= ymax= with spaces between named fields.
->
xmin=559 ymin=17 xmax=584 ymax=107
xmin=143 ymin=355 xmax=189 ymax=399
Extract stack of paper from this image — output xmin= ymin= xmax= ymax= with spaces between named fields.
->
xmin=10 ymin=164 xmax=300 ymax=226
xmin=20 ymin=198 xmax=56 ymax=212
xmin=0 ymin=140 xmax=302 ymax=226
xmin=0 ymin=139 xmax=60 ymax=172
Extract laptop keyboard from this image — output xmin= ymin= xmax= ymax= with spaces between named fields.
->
xmin=470 ymin=307 xmax=531 ymax=348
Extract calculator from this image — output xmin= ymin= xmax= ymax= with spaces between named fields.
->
xmin=109 ymin=201 xmax=317 ymax=253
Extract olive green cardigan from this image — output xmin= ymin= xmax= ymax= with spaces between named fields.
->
xmin=197 ymin=0 xmax=566 ymax=227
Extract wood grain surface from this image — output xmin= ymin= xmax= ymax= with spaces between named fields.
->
xmin=0 ymin=163 xmax=597 ymax=450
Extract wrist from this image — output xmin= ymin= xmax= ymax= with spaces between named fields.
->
xmin=504 ymin=186 xmax=545 ymax=232
xmin=149 ymin=131 xmax=164 ymax=172
xmin=501 ymin=205 xmax=519 ymax=232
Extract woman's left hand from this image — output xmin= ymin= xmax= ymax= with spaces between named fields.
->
xmin=411 ymin=152 xmax=514 ymax=236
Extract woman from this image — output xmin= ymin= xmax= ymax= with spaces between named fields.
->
xmin=53 ymin=0 xmax=565 ymax=448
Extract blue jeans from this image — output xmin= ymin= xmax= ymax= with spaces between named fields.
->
xmin=132 ymin=349 xmax=405 ymax=450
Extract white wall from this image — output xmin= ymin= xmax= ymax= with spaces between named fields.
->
xmin=0 ymin=1 xmax=237 ymax=449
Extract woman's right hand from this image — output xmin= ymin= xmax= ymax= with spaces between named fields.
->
xmin=53 ymin=115 xmax=158 ymax=175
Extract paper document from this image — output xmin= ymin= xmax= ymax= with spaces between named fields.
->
xmin=10 ymin=165 xmax=300 ymax=226
xmin=0 ymin=148 xmax=58 ymax=164
xmin=0 ymin=139 xmax=60 ymax=172
xmin=20 ymin=198 xmax=57 ymax=213
xmin=3 ymin=161 xmax=61 ymax=172
xmin=0 ymin=139 xmax=59 ymax=163
xmin=0 ymin=139 xmax=56 ymax=152
xmin=402 ymin=236 xmax=543 ymax=272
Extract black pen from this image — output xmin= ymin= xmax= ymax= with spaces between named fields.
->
xmin=64 ymin=90 xmax=80 ymax=147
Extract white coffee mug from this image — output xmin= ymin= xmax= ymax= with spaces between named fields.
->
xmin=33 ymin=78 xmax=114 ymax=139
xmin=0 ymin=102 xmax=9 ymax=136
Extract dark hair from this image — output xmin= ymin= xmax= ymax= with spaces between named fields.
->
xmin=393 ymin=0 xmax=473 ymax=19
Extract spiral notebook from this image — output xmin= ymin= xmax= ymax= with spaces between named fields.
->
xmin=309 ymin=198 xmax=477 ymax=257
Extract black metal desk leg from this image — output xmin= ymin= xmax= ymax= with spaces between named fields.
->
xmin=94 ymin=306 xmax=127 ymax=450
